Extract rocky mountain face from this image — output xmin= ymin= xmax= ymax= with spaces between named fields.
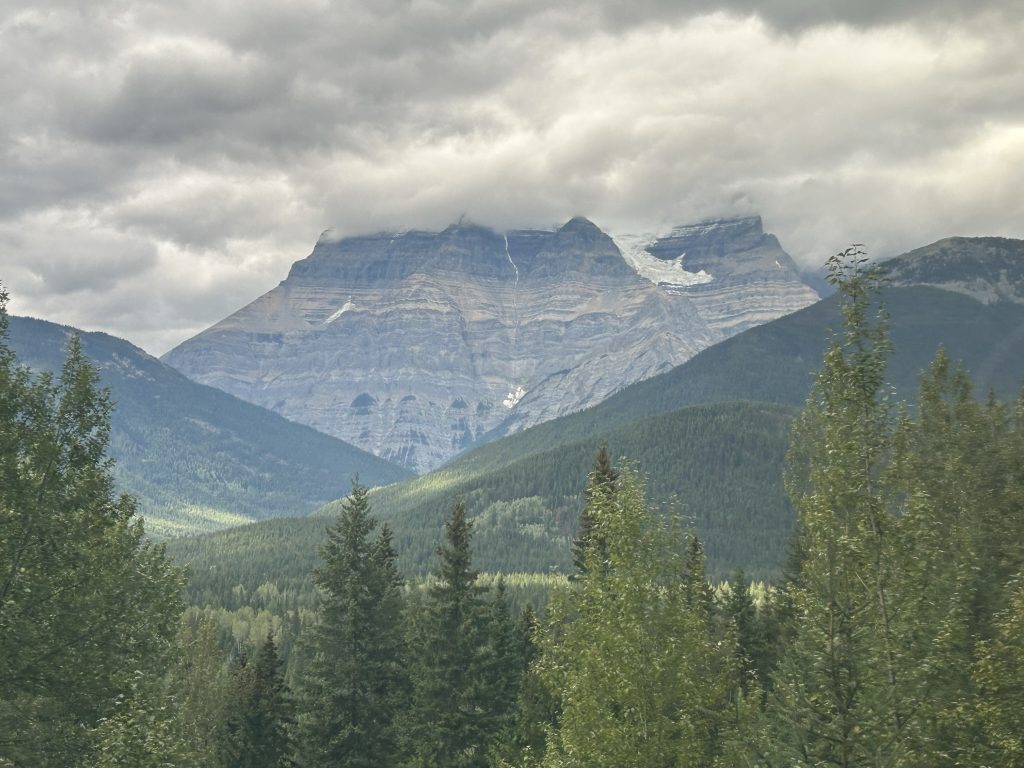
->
xmin=882 ymin=236 xmax=1024 ymax=304
xmin=162 ymin=215 xmax=820 ymax=473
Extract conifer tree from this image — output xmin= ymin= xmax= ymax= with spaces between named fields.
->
xmin=682 ymin=534 xmax=715 ymax=618
xmin=297 ymin=480 xmax=405 ymax=767
xmin=571 ymin=444 xmax=617 ymax=577
xmin=723 ymin=568 xmax=760 ymax=695
xmin=401 ymin=499 xmax=515 ymax=768
xmin=480 ymin=580 xmax=524 ymax=738
xmin=223 ymin=632 xmax=293 ymax=768
xmin=488 ymin=605 xmax=557 ymax=766
xmin=0 ymin=286 xmax=184 ymax=766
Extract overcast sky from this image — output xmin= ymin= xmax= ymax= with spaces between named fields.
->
xmin=1 ymin=0 xmax=1022 ymax=355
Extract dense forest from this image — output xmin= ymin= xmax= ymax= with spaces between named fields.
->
xmin=3 ymin=251 xmax=1024 ymax=767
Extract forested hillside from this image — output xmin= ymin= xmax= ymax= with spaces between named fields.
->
xmin=6 ymin=316 xmax=411 ymax=535
xmin=464 ymin=283 xmax=1024 ymax=470
xmin=170 ymin=399 xmax=796 ymax=610
xmin=6 ymin=255 xmax=1024 ymax=766
xmin=170 ymin=238 xmax=1024 ymax=592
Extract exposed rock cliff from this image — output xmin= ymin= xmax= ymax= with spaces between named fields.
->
xmin=881 ymin=236 xmax=1024 ymax=305
xmin=163 ymin=216 xmax=820 ymax=473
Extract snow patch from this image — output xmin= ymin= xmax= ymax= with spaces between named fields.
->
xmin=503 ymin=385 xmax=526 ymax=409
xmin=323 ymin=300 xmax=354 ymax=325
xmin=613 ymin=233 xmax=714 ymax=288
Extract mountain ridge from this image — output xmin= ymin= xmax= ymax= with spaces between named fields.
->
xmin=163 ymin=215 xmax=820 ymax=472
xmin=6 ymin=316 xmax=412 ymax=535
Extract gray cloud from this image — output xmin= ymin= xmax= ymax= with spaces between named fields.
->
xmin=1 ymin=0 xmax=1023 ymax=354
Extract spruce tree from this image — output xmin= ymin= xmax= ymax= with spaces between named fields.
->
xmin=223 ymin=632 xmax=293 ymax=768
xmin=488 ymin=605 xmax=556 ymax=766
xmin=723 ymin=568 xmax=760 ymax=695
xmin=571 ymin=444 xmax=617 ymax=577
xmin=401 ymin=499 xmax=514 ymax=768
xmin=296 ymin=480 xmax=405 ymax=767
xmin=0 ymin=286 xmax=184 ymax=766
xmin=479 ymin=580 xmax=523 ymax=739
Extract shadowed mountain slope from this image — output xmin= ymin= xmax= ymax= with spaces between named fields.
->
xmin=7 ymin=316 xmax=412 ymax=536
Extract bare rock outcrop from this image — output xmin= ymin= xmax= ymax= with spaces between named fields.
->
xmin=163 ymin=215 xmax=820 ymax=473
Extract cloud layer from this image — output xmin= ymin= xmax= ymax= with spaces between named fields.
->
xmin=2 ymin=0 xmax=1023 ymax=354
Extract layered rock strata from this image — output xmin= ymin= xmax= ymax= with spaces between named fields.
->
xmin=163 ymin=215 xmax=820 ymax=473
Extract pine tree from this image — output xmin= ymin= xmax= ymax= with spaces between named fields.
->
xmin=401 ymin=499 xmax=514 ymax=768
xmin=296 ymin=480 xmax=405 ymax=767
xmin=0 ymin=286 xmax=184 ymax=766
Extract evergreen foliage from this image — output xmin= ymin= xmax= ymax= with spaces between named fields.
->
xmin=723 ymin=569 xmax=763 ymax=695
xmin=222 ymin=632 xmax=293 ymax=768
xmin=8 ymin=243 xmax=1024 ymax=767
xmin=400 ymin=499 xmax=519 ymax=768
xmin=5 ymin=315 xmax=411 ymax=536
xmin=297 ymin=480 xmax=406 ymax=767
xmin=570 ymin=444 xmax=616 ymax=577
xmin=0 ymin=286 xmax=185 ymax=766
xmin=171 ymin=398 xmax=797 ymax=616
xmin=756 ymin=251 xmax=1024 ymax=766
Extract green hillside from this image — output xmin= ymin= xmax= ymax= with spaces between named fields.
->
xmin=7 ymin=316 xmax=412 ymax=535
xmin=472 ymin=284 xmax=1024 ymax=466
xmin=170 ymin=399 xmax=796 ymax=606
xmin=170 ymin=288 xmax=1024 ymax=594
xmin=171 ymin=237 xmax=1024 ymax=596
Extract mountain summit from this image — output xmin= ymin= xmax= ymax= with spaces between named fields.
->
xmin=162 ymin=216 xmax=820 ymax=472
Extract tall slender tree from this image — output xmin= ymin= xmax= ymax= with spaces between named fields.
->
xmin=537 ymin=466 xmax=735 ymax=768
xmin=571 ymin=444 xmax=617 ymax=577
xmin=401 ymin=499 xmax=516 ymax=768
xmin=296 ymin=480 xmax=405 ymax=767
xmin=223 ymin=631 xmax=293 ymax=768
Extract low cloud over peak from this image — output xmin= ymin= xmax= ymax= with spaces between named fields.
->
xmin=2 ymin=0 xmax=1022 ymax=354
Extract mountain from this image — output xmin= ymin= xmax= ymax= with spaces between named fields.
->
xmin=168 ymin=235 xmax=1024 ymax=592
xmin=459 ymin=236 xmax=1024 ymax=465
xmin=162 ymin=215 xmax=819 ymax=473
xmin=6 ymin=317 xmax=412 ymax=536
